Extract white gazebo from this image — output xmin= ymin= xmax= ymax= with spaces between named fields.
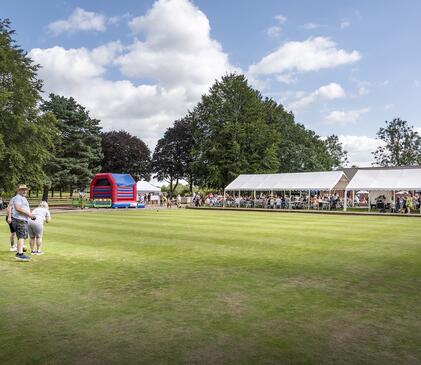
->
xmin=224 ymin=170 xmax=349 ymax=208
xmin=136 ymin=181 xmax=161 ymax=194
xmin=344 ymin=168 xmax=421 ymax=211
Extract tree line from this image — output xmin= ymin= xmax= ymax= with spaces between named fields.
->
xmin=1 ymin=19 xmax=420 ymax=198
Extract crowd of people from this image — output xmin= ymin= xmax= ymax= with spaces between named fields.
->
xmin=2 ymin=184 xmax=51 ymax=261
xmin=371 ymin=193 xmax=421 ymax=213
xmin=191 ymin=191 xmax=421 ymax=214
xmin=221 ymin=193 xmax=342 ymax=210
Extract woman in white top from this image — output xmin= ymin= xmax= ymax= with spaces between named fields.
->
xmin=28 ymin=201 xmax=51 ymax=255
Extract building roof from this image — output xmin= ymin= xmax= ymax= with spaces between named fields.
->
xmin=225 ymin=171 xmax=348 ymax=191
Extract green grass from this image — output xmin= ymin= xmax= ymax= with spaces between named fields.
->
xmin=1 ymin=209 xmax=420 ymax=365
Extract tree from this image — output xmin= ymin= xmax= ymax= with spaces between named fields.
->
xmin=41 ymin=94 xmax=103 ymax=198
xmin=172 ymin=117 xmax=195 ymax=192
xmin=191 ymin=74 xmax=278 ymax=190
xmin=263 ymin=98 xmax=345 ymax=172
xmin=373 ymin=118 xmax=421 ymax=166
xmin=152 ymin=117 xmax=194 ymax=195
xmin=101 ymin=130 xmax=151 ymax=180
xmin=0 ymin=19 xmax=57 ymax=193
xmin=324 ymin=134 xmax=348 ymax=168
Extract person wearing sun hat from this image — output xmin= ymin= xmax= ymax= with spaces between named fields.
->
xmin=11 ymin=184 xmax=34 ymax=261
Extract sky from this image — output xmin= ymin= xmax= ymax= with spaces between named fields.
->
xmin=2 ymin=0 xmax=421 ymax=166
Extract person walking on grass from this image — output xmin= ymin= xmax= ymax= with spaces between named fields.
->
xmin=11 ymin=184 xmax=34 ymax=261
xmin=28 ymin=201 xmax=51 ymax=255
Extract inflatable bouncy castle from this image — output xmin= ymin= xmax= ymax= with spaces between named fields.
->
xmin=90 ymin=173 xmax=137 ymax=208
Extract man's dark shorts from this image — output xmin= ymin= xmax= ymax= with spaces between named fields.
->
xmin=5 ymin=216 xmax=16 ymax=233
xmin=11 ymin=218 xmax=28 ymax=239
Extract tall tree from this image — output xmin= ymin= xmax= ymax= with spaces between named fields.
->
xmin=101 ymin=130 xmax=151 ymax=180
xmin=0 ymin=19 xmax=57 ymax=193
xmin=263 ymin=99 xmax=346 ymax=172
xmin=191 ymin=74 xmax=278 ymax=190
xmin=324 ymin=134 xmax=348 ymax=168
xmin=173 ymin=116 xmax=195 ymax=193
xmin=373 ymin=118 xmax=421 ymax=166
xmin=152 ymin=117 xmax=194 ymax=195
xmin=41 ymin=94 xmax=103 ymax=197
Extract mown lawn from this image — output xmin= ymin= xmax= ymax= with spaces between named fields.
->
xmin=1 ymin=209 xmax=420 ymax=365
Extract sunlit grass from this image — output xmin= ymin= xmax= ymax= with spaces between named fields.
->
xmin=1 ymin=209 xmax=420 ymax=364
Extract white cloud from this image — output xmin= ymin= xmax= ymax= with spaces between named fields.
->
xmin=33 ymin=0 xmax=237 ymax=147
xmin=267 ymin=26 xmax=282 ymax=38
xmin=380 ymin=80 xmax=390 ymax=87
xmin=301 ymin=22 xmax=320 ymax=30
xmin=274 ymin=15 xmax=287 ymax=24
xmin=338 ymin=135 xmax=384 ymax=166
xmin=288 ymin=82 xmax=345 ymax=110
xmin=384 ymin=104 xmax=394 ymax=110
xmin=414 ymin=80 xmax=421 ymax=88
xmin=48 ymin=8 xmax=107 ymax=34
xmin=340 ymin=18 xmax=351 ymax=29
xmin=325 ymin=108 xmax=370 ymax=125
xmin=248 ymin=37 xmax=361 ymax=82
xmin=357 ymin=80 xmax=371 ymax=95
xmin=266 ymin=14 xmax=287 ymax=38
xmin=121 ymin=0 xmax=238 ymax=94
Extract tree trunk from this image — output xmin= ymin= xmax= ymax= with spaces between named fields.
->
xmin=173 ymin=178 xmax=179 ymax=193
xmin=189 ymin=175 xmax=193 ymax=194
xmin=169 ymin=178 xmax=173 ymax=197
xmin=36 ymin=190 xmax=39 ymax=198
xmin=42 ymin=185 xmax=49 ymax=202
xmin=59 ymin=187 xmax=62 ymax=198
xmin=70 ymin=187 xmax=73 ymax=198
xmin=51 ymin=189 xmax=54 ymax=198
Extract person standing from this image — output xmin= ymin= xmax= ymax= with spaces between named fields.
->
xmin=28 ymin=201 xmax=51 ymax=255
xmin=11 ymin=185 xmax=34 ymax=261
xmin=6 ymin=196 xmax=17 ymax=251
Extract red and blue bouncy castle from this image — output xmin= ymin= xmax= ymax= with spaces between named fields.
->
xmin=90 ymin=173 xmax=137 ymax=208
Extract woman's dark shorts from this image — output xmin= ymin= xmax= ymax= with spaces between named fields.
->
xmin=11 ymin=218 xmax=28 ymax=239
xmin=5 ymin=216 xmax=15 ymax=233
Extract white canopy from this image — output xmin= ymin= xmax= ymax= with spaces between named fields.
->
xmin=225 ymin=171 xmax=348 ymax=191
xmin=136 ymin=181 xmax=161 ymax=193
xmin=346 ymin=168 xmax=421 ymax=191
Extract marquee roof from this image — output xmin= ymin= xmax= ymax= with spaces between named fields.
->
xmin=346 ymin=168 xmax=421 ymax=190
xmin=225 ymin=171 xmax=348 ymax=191
xmin=136 ymin=180 xmax=161 ymax=193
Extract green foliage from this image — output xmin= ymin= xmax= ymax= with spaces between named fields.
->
xmin=373 ymin=118 xmax=421 ymax=166
xmin=324 ymin=134 xmax=349 ymax=168
xmin=160 ymin=183 xmax=192 ymax=196
xmin=152 ymin=117 xmax=195 ymax=195
xmin=101 ymin=130 xmax=151 ymax=180
xmin=0 ymin=19 xmax=57 ymax=193
xmin=192 ymin=74 xmax=278 ymax=190
xmin=41 ymin=94 xmax=103 ymax=191
xmin=263 ymin=99 xmax=347 ymax=172
xmin=189 ymin=74 xmax=347 ymax=190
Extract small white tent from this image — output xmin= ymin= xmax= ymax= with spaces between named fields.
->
xmin=136 ymin=181 xmax=161 ymax=194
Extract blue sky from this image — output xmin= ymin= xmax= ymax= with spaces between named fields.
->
xmin=3 ymin=0 xmax=421 ymax=165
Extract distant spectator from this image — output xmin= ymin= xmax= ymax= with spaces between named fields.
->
xmin=28 ymin=201 xmax=51 ymax=255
